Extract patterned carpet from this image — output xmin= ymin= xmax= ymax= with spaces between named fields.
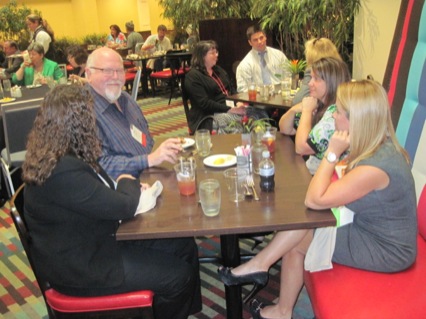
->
xmin=0 ymin=96 xmax=314 ymax=319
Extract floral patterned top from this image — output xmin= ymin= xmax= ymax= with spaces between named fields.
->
xmin=294 ymin=104 xmax=337 ymax=174
xmin=106 ymin=32 xmax=127 ymax=45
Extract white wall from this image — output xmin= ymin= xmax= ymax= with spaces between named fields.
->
xmin=353 ymin=0 xmax=402 ymax=83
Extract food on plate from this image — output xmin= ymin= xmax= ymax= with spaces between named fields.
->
xmin=126 ymin=54 xmax=141 ymax=60
xmin=212 ymin=156 xmax=234 ymax=165
xmin=213 ymin=158 xmax=225 ymax=165
xmin=0 ymin=97 xmax=14 ymax=102
xmin=180 ymin=137 xmax=186 ymax=144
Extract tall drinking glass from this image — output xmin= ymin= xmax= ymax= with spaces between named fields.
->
xmin=199 ymin=179 xmax=221 ymax=217
xmin=195 ymin=129 xmax=211 ymax=157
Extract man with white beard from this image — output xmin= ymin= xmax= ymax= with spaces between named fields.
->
xmin=86 ymin=47 xmax=182 ymax=179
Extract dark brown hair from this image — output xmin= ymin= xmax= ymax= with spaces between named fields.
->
xmin=66 ymin=45 xmax=88 ymax=65
xmin=311 ymin=57 xmax=351 ymax=124
xmin=22 ymin=85 xmax=101 ymax=185
xmin=190 ymin=40 xmax=218 ymax=74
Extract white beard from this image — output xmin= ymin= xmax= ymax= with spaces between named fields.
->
xmin=105 ymin=85 xmax=122 ymax=102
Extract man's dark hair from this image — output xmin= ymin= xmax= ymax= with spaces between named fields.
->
xmin=246 ymin=25 xmax=265 ymax=41
xmin=157 ymin=24 xmax=167 ymax=32
xmin=5 ymin=40 xmax=19 ymax=50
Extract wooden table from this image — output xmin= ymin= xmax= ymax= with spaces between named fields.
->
xmin=3 ymin=85 xmax=49 ymax=107
xmin=117 ymin=134 xmax=335 ymax=319
xmin=227 ymin=92 xmax=293 ymax=110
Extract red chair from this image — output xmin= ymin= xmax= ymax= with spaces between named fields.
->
xmin=304 ymin=186 xmax=426 ymax=319
xmin=150 ymin=52 xmax=190 ymax=105
xmin=10 ymin=184 xmax=155 ymax=319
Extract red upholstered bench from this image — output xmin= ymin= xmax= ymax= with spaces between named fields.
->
xmin=305 ymin=1 xmax=426 ymax=317
xmin=304 ymin=186 xmax=426 ymax=319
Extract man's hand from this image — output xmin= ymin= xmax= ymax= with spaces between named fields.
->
xmin=147 ymin=137 xmax=182 ymax=167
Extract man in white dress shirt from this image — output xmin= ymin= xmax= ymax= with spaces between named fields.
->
xmin=236 ymin=25 xmax=288 ymax=92
xmin=142 ymin=24 xmax=173 ymax=70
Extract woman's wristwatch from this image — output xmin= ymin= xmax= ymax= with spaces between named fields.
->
xmin=326 ymin=151 xmax=338 ymax=163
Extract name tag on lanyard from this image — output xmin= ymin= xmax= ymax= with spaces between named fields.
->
xmin=131 ymin=124 xmax=147 ymax=147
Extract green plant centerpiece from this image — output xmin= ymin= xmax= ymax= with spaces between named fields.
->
xmin=227 ymin=116 xmax=273 ymax=135
xmin=285 ymin=59 xmax=307 ymax=76
xmin=284 ymin=59 xmax=307 ymax=89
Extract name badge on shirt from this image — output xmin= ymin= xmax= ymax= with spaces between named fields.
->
xmin=131 ymin=124 xmax=147 ymax=147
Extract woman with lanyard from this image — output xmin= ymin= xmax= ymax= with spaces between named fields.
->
xmin=184 ymin=40 xmax=246 ymax=133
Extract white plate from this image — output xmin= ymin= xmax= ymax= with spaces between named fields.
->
xmin=203 ymin=154 xmax=237 ymax=168
xmin=0 ymin=98 xmax=16 ymax=103
xmin=182 ymin=138 xmax=195 ymax=149
xmin=26 ymin=84 xmax=42 ymax=89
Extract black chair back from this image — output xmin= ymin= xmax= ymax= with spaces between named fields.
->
xmin=2 ymin=104 xmax=40 ymax=163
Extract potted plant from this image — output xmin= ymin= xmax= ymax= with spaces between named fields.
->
xmin=226 ymin=116 xmax=273 ymax=145
xmin=82 ymin=33 xmax=108 ymax=50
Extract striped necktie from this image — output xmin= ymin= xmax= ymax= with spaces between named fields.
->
xmin=259 ymin=51 xmax=271 ymax=84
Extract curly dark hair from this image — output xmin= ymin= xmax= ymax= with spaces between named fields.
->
xmin=22 ymin=85 xmax=102 ymax=185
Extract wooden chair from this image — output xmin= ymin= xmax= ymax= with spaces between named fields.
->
xmin=10 ymin=184 xmax=155 ymax=319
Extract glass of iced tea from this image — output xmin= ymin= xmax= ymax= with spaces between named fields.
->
xmin=174 ymin=162 xmax=196 ymax=196
xmin=248 ymin=83 xmax=257 ymax=101
xmin=261 ymin=127 xmax=277 ymax=153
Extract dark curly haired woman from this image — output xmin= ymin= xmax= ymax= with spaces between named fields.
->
xmin=22 ymin=85 xmax=201 ymax=319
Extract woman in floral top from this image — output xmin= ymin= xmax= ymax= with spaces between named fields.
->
xmin=106 ymin=24 xmax=127 ymax=49
xmin=279 ymin=57 xmax=351 ymax=174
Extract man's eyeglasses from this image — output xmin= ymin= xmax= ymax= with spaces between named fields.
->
xmin=89 ymin=67 xmax=125 ymax=76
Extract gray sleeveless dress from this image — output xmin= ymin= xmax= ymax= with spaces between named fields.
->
xmin=332 ymin=140 xmax=417 ymax=272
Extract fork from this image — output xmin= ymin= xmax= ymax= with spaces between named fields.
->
xmin=246 ymin=175 xmax=260 ymax=201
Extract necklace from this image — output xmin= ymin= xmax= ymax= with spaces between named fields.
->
xmin=210 ymin=71 xmax=228 ymax=96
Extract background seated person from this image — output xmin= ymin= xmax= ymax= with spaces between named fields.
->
xmin=106 ymin=24 xmax=127 ymax=50
xmin=292 ymin=37 xmax=343 ymax=106
xmin=12 ymin=42 xmax=64 ymax=86
xmin=123 ymin=21 xmax=144 ymax=53
xmin=66 ymin=45 xmax=88 ymax=84
xmin=184 ymin=40 xmax=246 ymax=133
xmin=279 ymin=57 xmax=351 ymax=175
xmin=0 ymin=40 xmax=23 ymax=79
xmin=142 ymin=24 xmax=173 ymax=70
xmin=236 ymin=25 xmax=287 ymax=92
xmin=22 ymin=84 xmax=200 ymax=319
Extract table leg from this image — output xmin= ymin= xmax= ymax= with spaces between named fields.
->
xmin=141 ymin=60 xmax=149 ymax=97
xmin=220 ymin=234 xmax=242 ymax=319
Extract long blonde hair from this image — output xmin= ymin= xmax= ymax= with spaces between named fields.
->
xmin=337 ymin=80 xmax=410 ymax=170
